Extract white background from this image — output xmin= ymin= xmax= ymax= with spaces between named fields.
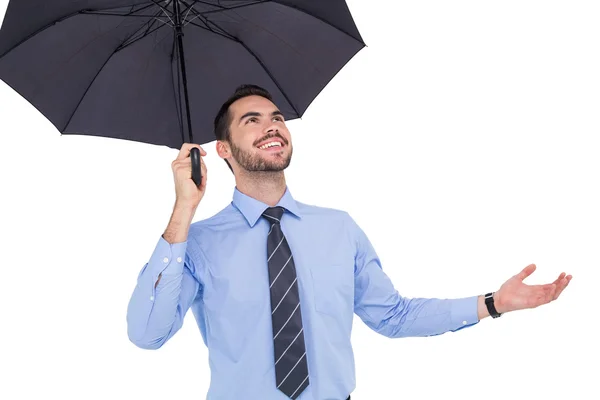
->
xmin=1 ymin=1 xmax=598 ymax=399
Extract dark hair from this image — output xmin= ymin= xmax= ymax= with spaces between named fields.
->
xmin=213 ymin=84 xmax=274 ymax=173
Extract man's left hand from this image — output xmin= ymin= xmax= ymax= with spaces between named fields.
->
xmin=494 ymin=264 xmax=572 ymax=314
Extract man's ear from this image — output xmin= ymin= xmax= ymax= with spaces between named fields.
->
xmin=216 ymin=141 xmax=235 ymax=174
xmin=216 ymin=140 xmax=229 ymax=159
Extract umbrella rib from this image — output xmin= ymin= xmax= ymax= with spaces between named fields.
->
xmin=79 ymin=2 xmax=157 ymax=18
xmin=189 ymin=1 xmax=364 ymax=46
xmin=180 ymin=1 xmax=217 ymax=27
xmin=203 ymin=18 xmax=300 ymax=117
xmin=179 ymin=1 xmax=212 ymax=30
xmin=185 ymin=20 xmax=237 ymax=42
xmin=116 ymin=10 xmax=169 ymax=52
xmin=0 ymin=2 xmax=167 ymax=59
xmin=61 ymin=53 xmax=114 ymax=132
xmin=78 ymin=12 xmax=173 ymax=30
xmin=272 ymin=1 xmax=365 ymax=46
xmin=193 ymin=0 xmax=225 ymax=9
xmin=62 ymin=29 xmax=174 ymax=133
xmin=0 ymin=10 xmax=79 ymax=59
xmin=80 ymin=12 xmax=168 ymax=19
xmin=61 ymin=10 xmax=173 ymax=132
xmin=199 ymin=1 xmax=271 ymax=16
xmin=116 ymin=23 xmax=166 ymax=53
xmin=182 ymin=14 xmax=299 ymax=115
xmin=81 ymin=1 xmax=175 ymax=27
xmin=183 ymin=1 xmax=299 ymax=116
xmin=181 ymin=1 xmax=196 ymax=23
xmin=87 ymin=1 xmax=163 ymax=14
xmin=179 ymin=1 xmax=237 ymax=41
xmin=146 ymin=0 xmax=175 ymax=17
xmin=152 ymin=0 xmax=176 ymax=26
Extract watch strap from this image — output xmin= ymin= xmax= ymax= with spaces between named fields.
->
xmin=484 ymin=292 xmax=502 ymax=318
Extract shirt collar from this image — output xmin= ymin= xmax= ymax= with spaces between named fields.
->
xmin=232 ymin=186 xmax=302 ymax=227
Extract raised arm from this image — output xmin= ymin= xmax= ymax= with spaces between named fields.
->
xmin=126 ymin=143 xmax=207 ymax=349
xmin=126 ymin=206 xmax=202 ymax=349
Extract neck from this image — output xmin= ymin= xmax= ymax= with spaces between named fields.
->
xmin=234 ymin=170 xmax=287 ymax=206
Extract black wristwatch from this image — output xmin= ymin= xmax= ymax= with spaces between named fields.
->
xmin=484 ymin=292 xmax=502 ymax=318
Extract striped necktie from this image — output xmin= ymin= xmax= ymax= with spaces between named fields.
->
xmin=262 ymin=206 xmax=309 ymax=399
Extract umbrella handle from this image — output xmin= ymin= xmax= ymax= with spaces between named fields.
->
xmin=190 ymin=147 xmax=202 ymax=187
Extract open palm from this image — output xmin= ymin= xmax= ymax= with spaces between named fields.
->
xmin=495 ymin=264 xmax=572 ymax=314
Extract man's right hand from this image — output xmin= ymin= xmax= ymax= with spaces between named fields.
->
xmin=172 ymin=143 xmax=207 ymax=210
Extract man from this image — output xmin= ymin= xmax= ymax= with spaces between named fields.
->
xmin=126 ymin=84 xmax=572 ymax=400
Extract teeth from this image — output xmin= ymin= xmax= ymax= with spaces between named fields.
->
xmin=259 ymin=142 xmax=282 ymax=149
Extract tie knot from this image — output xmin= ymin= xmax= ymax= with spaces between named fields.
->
xmin=262 ymin=206 xmax=285 ymax=224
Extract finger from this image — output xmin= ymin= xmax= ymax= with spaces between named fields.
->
xmin=173 ymin=153 xmax=206 ymax=169
xmin=201 ymin=156 xmax=207 ymax=174
xmin=176 ymin=143 xmax=194 ymax=160
xmin=553 ymin=280 xmax=567 ymax=300
xmin=172 ymin=157 xmax=191 ymax=170
xmin=553 ymin=275 xmax=572 ymax=300
xmin=176 ymin=143 xmax=206 ymax=160
xmin=177 ymin=152 xmax=206 ymax=171
xmin=552 ymin=272 xmax=566 ymax=285
xmin=517 ymin=264 xmax=536 ymax=281
xmin=199 ymin=155 xmax=208 ymax=188
xmin=200 ymin=156 xmax=207 ymax=177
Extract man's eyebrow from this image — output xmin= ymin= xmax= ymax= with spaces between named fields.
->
xmin=239 ymin=110 xmax=283 ymax=123
xmin=239 ymin=111 xmax=260 ymax=123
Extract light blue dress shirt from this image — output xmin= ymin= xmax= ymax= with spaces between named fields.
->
xmin=127 ymin=186 xmax=479 ymax=399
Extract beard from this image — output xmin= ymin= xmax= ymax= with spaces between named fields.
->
xmin=229 ymin=139 xmax=292 ymax=172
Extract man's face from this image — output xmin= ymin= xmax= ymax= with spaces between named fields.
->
xmin=224 ymin=95 xmax=292 ymax=172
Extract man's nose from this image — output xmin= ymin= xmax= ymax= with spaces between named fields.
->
xmin=266 ymin=124 xmax=278 ymax=134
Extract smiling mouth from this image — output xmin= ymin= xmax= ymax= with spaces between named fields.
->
xmin=257 ymin=140 xmax=284 ymax=150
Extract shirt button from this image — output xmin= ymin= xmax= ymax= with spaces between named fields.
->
xmin=163 ymin=257 xmax=169 ymax=263
xmin=150 ymin=296 xmax=154 ymax=301
xmin=177 ymin=257 xmax=182 ymax=263
xmin=462 ymin=320 xmax=468 ymax=325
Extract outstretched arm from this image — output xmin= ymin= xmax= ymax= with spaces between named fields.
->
xmin=347 ymin=214 xmax=572 ymax=338
xmin=348 ymin=214 xmax=479 ymax=338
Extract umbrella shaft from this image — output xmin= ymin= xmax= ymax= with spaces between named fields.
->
xmin=173 ymin=0 xmax=193 ymax=143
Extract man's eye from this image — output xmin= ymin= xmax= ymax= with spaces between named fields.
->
xmin=273 ymin=116 xmax=283 ymax=122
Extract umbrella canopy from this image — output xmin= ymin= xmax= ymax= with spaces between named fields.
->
xmin=0 ymin=0 xmax=365 ymax=150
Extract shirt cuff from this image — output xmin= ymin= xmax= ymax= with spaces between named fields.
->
xmin=450 ymin=295 xmax=480 ymax=330
xmin=146 ymin=235 xmax=188 ymax=279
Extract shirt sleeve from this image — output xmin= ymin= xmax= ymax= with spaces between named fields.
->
xmin=126 ymin=235 xmax=202 ymax=349
xmin=347 ymin=214 xmax=479 ymax=338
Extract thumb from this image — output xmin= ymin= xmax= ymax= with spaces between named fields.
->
xmin=517 ymin=264 xmax=536 ymax=281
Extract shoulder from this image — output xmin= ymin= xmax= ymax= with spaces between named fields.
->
xmin=295 ymin=201 xmax=371 ymax=255
xmin=295 ymin=200 xmax=352 ymax=223
xmin=189 ymin=203 xmax=238 ymax=233
xmin=183 ymin=203 xmax=239 ymax=254
xmin=294 ymin=201 xmax=365 ymax=238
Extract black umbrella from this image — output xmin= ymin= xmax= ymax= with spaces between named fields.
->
xmin=0 ymin=0 xmax=365 ymax=185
